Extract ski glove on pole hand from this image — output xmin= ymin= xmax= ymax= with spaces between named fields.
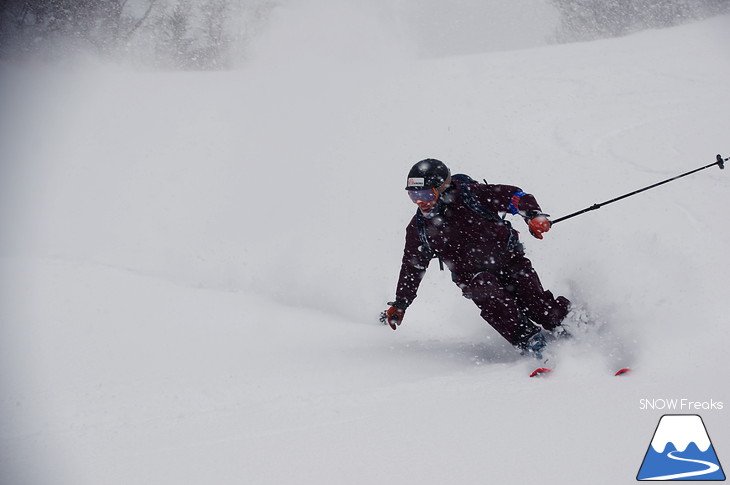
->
xmin=380 ymin=301 xmax=407 ymax=330
xmin=527 ymin=214 xmax=552 ymax=239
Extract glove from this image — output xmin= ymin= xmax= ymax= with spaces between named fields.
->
xmin=379 ymin=301 xmax=407 ymax=330
xmin=527 ymin=214 xmax=552 ymax=239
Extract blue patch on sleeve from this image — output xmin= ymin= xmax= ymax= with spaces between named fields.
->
xmin=509 ymin=191 xmax=526 ymax=215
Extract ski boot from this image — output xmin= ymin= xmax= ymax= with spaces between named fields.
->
xmin=519 ymin=331 xmax=547 ymax=360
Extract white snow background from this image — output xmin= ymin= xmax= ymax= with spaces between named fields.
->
xmin=1 ymin=5 xmax=729 ymax=485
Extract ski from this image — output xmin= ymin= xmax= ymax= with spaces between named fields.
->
xmin=529 ymin=367 xmax=553 ymax=377
xmin=529 ymin=367 xmax=632 ymax=377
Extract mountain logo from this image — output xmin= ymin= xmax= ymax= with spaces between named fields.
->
xmin=637 ymin=414 xmax=726 ymax=481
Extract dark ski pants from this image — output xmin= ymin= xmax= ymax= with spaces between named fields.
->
xmin=451 ymin=253 xmax=570 ymax=347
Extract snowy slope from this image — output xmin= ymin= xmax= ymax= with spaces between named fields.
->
xmin=1 ymin=15 xmax=730 ymax=485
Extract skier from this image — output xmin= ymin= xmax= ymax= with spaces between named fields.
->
xmin=382 ymin=159 xmax=571 ymax=357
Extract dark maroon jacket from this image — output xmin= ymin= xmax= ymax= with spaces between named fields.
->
xmin=395 ymin=178 xmax=542 ymax=307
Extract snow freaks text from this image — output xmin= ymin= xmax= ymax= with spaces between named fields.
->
xmin=639 ymin=399 xmax=724 ymax=411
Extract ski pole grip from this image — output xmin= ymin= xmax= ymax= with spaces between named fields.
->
xmin=717 ymin=154 xmax=725 ymax=170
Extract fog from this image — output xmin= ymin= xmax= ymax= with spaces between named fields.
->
xmin=249 ymin=0 xmax=558 ymax=65
xmin=2 ymin=0 xmax=726 ymax=68
xmin=397 ymin=0 xmax=559 ymax=57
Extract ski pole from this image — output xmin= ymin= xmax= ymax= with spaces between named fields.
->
xmin=551 ymin=154 xmax=727 ymax=225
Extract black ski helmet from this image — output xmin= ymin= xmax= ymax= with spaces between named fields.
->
xmin=405 ymin=159 xmax=451 ymax=190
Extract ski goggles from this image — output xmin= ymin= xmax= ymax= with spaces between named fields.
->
xmin=407 ymin=188 xmax=439 ymax=204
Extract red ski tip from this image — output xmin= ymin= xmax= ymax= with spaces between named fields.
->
xmin=614 ymin=368 xmax=631 ymax=376
xmin=530 ymin=367 xmax=553 ymax=378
